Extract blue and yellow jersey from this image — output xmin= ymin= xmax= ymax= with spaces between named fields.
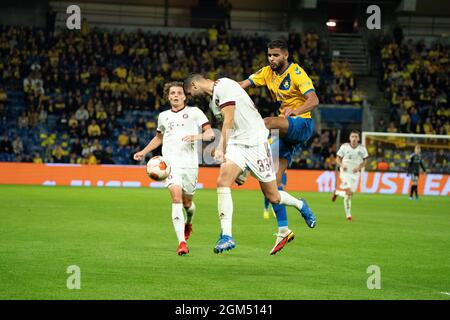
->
xmin=248 ymin=62 xmax=315 ymax=118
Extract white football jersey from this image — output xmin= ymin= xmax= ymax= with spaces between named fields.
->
xmin=157 ymin=106 xmax=209 ymax=169
xmin=209 ymin=78 xmax=269 ymax=146
xmin=337 ymin=143 xmax=369 ymax=172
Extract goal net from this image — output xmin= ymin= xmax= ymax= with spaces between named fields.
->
xmin=361 ymin=132 xmax=449 ymax=174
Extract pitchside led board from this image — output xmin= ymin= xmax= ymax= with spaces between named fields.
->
xmin=0 ymin=163 xmax=448 ymax=196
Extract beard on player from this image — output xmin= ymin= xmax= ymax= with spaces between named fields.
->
xmin=269 ymin=59 xmax=287 ymax=73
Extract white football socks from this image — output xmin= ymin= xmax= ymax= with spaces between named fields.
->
xmin=172 ymin=203 xmax=185 ymax=243
xmin=217 ymin=187 xmax=233 ymax=237
xmin=279 ymin=191 xmax=303 ymax=210
xmin=344 ymin=195 xmax=352 ymax=218
xmin=185 ymin=202 xmax=196 ymax=224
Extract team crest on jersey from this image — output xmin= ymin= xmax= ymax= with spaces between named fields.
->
xmin=295 ymin=66 xmax=301 ymax=75
xmin=279 ymin=74 xmax=291 ymax=90
xmin=183 ymin=113 xmax=189 ymax=119
xmin=215 ymin=98 xmax=219 ymax=106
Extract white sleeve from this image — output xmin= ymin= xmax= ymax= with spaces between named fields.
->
xmin=337 ymin=145 xmax=345 ymax=158
xmin=194 ymin=107 xmax=210 ymax=129
xmin=216 ymin=79 xmax=237 ymax=110
xmin=157 ymin=114 xmax=165 ymax=134
xmin=362 ymin=146 xmax=369 ymax=159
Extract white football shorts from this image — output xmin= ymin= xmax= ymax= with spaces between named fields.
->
xmin=225 ymin=142 xmax=276 ymax=183
xmin=339 ymin=171 xmax=360 ymax=193
xmin=165 ymin=167 xmax=198 ymax=195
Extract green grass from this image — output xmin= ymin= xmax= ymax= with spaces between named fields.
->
xmin=0 ymin=185 xmax=449 ymax=300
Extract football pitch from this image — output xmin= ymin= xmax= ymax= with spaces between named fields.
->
xmin=0 ymin=185 xmax=449 ymax=300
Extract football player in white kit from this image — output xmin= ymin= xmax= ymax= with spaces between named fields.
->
xmin=184 ymin=74 xmax=316 ymax=255
xmin=332 ymin=130 xmax=368 ymax=221
xmin=134 ymin=82 xmax=214 ymax=255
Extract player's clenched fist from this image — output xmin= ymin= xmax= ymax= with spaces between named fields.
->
xmin=213 ymin=148 xmax=225 ymax=163
xmin=182 ymin=135 xmax=198 ymax=142
xmin=134 ymin=151 xmax=145 ymax=161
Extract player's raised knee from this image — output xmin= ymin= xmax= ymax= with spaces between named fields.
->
xmin=183 ymin=198 xmax=192 ymax=208
xmin=266 ymin=193 xmax=281 ymax=204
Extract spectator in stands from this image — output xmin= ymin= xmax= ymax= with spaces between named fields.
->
xmin=12 ymin=136 xmax=23 ymax=157
xmin=70 ymin=138 xmax=83 ymax=156
xmin=377 ymin=158 xmax=389 ymax=171
xmin=118 ymin=130 xmax=129 ymax=147
xmin=52 ymin=145 xmax=68 ymax=163
xmin=68 ymin=115 xmax=78 ymax=136
xmin=38 ymin=106 xmax=48 ymax=124
xmin=81 ymin=139 xmax=91 ymax=158
xmin=90 ymin=139 xmax=103 ymax=159
xmin=18 ymin=112 xmax=29 ymax=129
xmin=208 ymin=25 xmax=218 ymax=47
xmin=87 ymin=119 xmax=101 ymax=138
xmin=0 ymin=135 xmax=13 ymax=155
xmin=324 ymin=153 xmax=336 ymax=170
xmin=100 ymin=146 xmax=114 ymax=164
xmin=377 ymin=118 xmax=387 ymax=132
xmin=387 ymin=121 xmax=398 ymax=133
xmin=0 ymin=86 xmax=7 ymax=103
xmin=75 ymin=104 xmax=90 ymax=122
xmin=33 ymin=153 xmax=43 ymax=164
xmin=84 ymin=152 xmax=97 ymax=165
xmin=0 ymin=103 xmax=5 ymax=124
xmin=380 ymin=36 xmax=449 ymax=137
xmin=113 ymin=64 xmax=127 ymax=80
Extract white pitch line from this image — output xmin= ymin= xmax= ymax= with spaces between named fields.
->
xmin=439 ymin=292 xmax=450 ymax=296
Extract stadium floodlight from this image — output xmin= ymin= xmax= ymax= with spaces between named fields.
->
xmin=361 ymin=132 xmax=450 ymax=173
xmin=326 ymin=20 xmax=337 ymax=27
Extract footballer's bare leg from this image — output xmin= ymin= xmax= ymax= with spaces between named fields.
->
xmin=168 ymin=185 xmax=188 ymax=255
xmin=214 ymin=160 xmax=242 ymax=253
xmin=276 ymin=158 xmax=289 ymax=186
xmin=344 ymin=189 xmax=353 ymax=221
xmin=264 ymin=117 xmax=290 ymax=137
xmin=182 ymin=193 xmax=195 ymax=240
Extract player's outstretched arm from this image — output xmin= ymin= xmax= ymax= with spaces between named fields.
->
xmin=133 ymin=132 xmax=163 ymax=161
xmin=182 ymin=124 xmax=215 ymax=142
xmin=336 ymin=156 xmax=346 ymax=171
xmin=201 ymin=124 xmax=215 ymax=142
xmin=239 ymin=79 xmax=252 ymax=90
xmin=284 ymin=91 xmax=319 ymax=117
xmin=214 ymin=105 xmax=235 ymax=162
xmin=356 ymin=158 xmax=368 ymax=173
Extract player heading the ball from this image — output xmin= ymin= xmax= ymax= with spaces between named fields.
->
xmin=184 ymin=74 xmax=316 ymax=255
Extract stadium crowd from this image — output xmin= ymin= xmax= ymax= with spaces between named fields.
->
xmin=379 ymin=36 xmax=449 ymax=136
xmin=0 ymin=24 xmax=342 ymax=167
xmin=0 ymin=24 xmax=446 ymax=172
xmin=371 ymin=35 xmax=449 ymax=173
